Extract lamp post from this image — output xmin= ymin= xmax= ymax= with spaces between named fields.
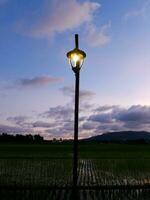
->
xmin=66 ymin=34 xmax=86 ymax=189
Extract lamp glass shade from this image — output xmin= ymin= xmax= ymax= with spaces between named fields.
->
xmin=70 ymin=52 xmax=84 ymax=68
xmin=67 ymin=48 xmax=86 ymax=69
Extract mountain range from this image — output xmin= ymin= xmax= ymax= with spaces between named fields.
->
xmin=83 ymin=131 xmax=150 ymax=142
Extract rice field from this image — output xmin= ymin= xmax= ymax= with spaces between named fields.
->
xmin=0 ymin=143 xmax=150 ymax=199
xmin=0 ymin=158 xmax=150 ymax=187
xmin=0 ymin=188 xmax=150 ymax=200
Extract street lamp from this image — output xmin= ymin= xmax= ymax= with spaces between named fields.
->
xmin=66 ymin=34 xmax=86 ymax=189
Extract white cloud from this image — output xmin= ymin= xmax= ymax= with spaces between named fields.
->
xmin=14 ymin=0 xmax=111 ymax=47
xmin=124 ymin=9 xmax=145 ymax=20
xmin=124 ymin=1 xmax=150 ymax=21
xmin=86 ymin=22 xmax=111 ymax=47
xmin=16 ymin=0 xmax=101 ymax=38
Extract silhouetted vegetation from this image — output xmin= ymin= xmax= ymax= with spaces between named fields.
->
xmin=1 ymin=131 xmax=150 ymax=145
xmin=0 ymin=133 xmax=43 ymax=143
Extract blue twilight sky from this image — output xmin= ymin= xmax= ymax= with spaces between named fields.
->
xmin=1 ymin=0 xmax=150 ymax=139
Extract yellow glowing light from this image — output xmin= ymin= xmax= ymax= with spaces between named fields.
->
xmin=69 ymin=53 xmax=83 ymax=68
xmin=67 ymin=48 xmax=86 ymax=69
xmin=72 ymin=54 xmax=80 ymax=63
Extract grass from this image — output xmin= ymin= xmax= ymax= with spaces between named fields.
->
xmin=1 ymin=143 xmax=150 ymax=158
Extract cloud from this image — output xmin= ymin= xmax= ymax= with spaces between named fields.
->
xmin=95 ymin=123 xmax=123 ymax=133
xmin=42 ymin=105 xmax=73 ymax=120
xmin=7 ymin=115 xmax=58 ymax=129
xmin=7 ymin=116 xmax=30 ymax=126
xmin=89 ymin=113 xmax=114 ymax=123
xmin=14 ymin=0 xmax=111 ymax=47
xmin=45 ymin=120 xmax=74 ymax=137
xmin=124 ymin=1 xmax=150 ymax=21
xmin=88 ymin=105 xmax=150 ymax=134
xmin=4 ymin=104 xmax=150 ymax=139
xmin=0 ymin=124 xmax=31 ymax=134
xmin=86 ymin=22 xmax=111 ymax=47
xmin=115 ymin=105 xmax=150 ymax=124
xmin=31 ymin=121 xmax=55 ymax=128
xmin=46 ymin=121 xmax=74 ymax=136
xmin=60 ymin=86 xmax=95 ymax=100
xmin=18 ymin=76 xmax=62 ymax=87
xmin=45 ymin=127 xmax=72 ymax=139
xmin=124 ymin=9 xmax=145 ymax=20
xmin=93 ymin=105 xmax=119 ymax=113
xmin=81 ymin=121 xmax=98 ymax=130
xmin=16 ymin=0 xmax=100 ymax=38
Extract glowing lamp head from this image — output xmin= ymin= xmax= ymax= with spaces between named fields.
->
xmin=67 ymin=48 xmax=86 ymax=71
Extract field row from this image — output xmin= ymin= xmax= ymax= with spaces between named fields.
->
xmin=1 ymin=188 xmax=150 ymax=200
xmin=0 ymin=159 xmax=150 ymax=187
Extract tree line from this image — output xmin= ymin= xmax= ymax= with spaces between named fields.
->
xmin=0 ymin=133 xmax=43 ymax=143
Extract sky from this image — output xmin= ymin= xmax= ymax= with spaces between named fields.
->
xmin=1 ymin=0 xmax=150 ymax=139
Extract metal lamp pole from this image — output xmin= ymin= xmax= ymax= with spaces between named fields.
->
xmin=73 ymin=34 xmax=80 ymax=188
xmin=66 ymin=34 xmax=86 ymax=191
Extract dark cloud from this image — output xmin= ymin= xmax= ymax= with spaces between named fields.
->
xmin=42 ymin=105 xmax=73 ymax=120
xmin=7 ymin=116 xmax=30 ymax=126
xmin=18 ymin=76 xmax=62 ymax=87
xmin=60 ymin=86 xmax=95 ymax=100
xmin=88 ymin=113 xmax=113 ymax=123
xmin=115 ymin=105 xmax=150 ymax=123
xmin=95 ymin=123 xmax=123 ymax=133
xmin=93 ymin=105 xmax=119 ymax=113
xmin=80 ymin=90 xmax=95 ymax=99
xmin=79 ymin=116 xmax=87 ymax=122
xmin=32 ymin=121 xmax=56 ymax=128
xmin=88 ymin=105 xmax=150 ymax=133
xmin=44 ymin=116 xmax=74 ymax=137
xmin=81 ymin=122 xmax=98 ymax=130
xmin=0 ymin=124 xmax=31 ymax=134
xmin=7 ymin=116 xmax=58 ymax=129
xmin=35 ymin=105 xmax=150 ymax=137
xmin=45 ymin=123 xmax=73 ymax=136
xmin=4 ymin=105 xmax=150 ymax=139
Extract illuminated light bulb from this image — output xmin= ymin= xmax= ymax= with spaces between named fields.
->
xmin=72 ymin=54 xmax=80 ymax=62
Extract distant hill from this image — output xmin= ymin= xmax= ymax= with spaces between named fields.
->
xmin=83 ymin=131 xmax=150 ymax=142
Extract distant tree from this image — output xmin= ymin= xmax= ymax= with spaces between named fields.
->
xmin=52 ymin=138 xmax=57 ymax=143
xmin=0 ymin=133 xmax=44 ymax=143
xmin=34 ymin=135 xmax=43 ymax=143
